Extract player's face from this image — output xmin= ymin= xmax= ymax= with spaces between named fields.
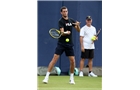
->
xmin=61 ymin=9 xmax=68 ymax=18
xmin=86 ymin=19 xmax=92 ymax=26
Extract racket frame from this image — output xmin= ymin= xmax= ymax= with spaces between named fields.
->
xmin=49 ymin=28 xmax=68 ymax=39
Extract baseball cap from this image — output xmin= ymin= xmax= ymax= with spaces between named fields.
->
xmin=86 ymin=16 xmax=92 ymax=20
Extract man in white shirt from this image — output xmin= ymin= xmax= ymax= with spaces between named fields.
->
xmin=79 ymin=16 xmax=98 ymax=77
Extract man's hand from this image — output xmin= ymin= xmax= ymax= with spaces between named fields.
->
xmin=91 ymin=36 xmax=98 ymax=44
xmin=91 ymin=36 xmax=98 ymax=41
xmin=61 ymin=30 xmax=71 ymax=36
xmin=66 ymin=30 xmax=71 ymax=35
xmin=96 ymin=37 xmax=98 ymax=40
xmin=63 ymin=30 xmax=71 ymax=35
xmin=81 ymin=46 xmax=85 ymax=52
xmin=73 ymin=21 xmax=80 ymax=26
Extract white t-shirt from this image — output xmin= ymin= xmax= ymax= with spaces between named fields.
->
xmin=80 ymin=25 xmax=96 ymax=49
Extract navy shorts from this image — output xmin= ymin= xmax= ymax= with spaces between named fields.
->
xmin=81 ymin=49 xmax=94 ymax=59
xmin=55 ymin=42 xmax=74 ymax=56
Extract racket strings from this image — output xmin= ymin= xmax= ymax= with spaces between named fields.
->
xmin=49 ymin=29 xmax=61 ymax=38
xmin=51 ymin=31 xmax=60 ymax=37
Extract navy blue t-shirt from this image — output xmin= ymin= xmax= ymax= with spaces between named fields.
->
xmin=58 ymin=17 xmax=75 ymax=44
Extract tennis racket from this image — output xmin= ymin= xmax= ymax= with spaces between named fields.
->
xmin=49 ymin=28 xmax=68 ymax=39
xmin=90 ymin=28 xmax=101 ymax=48
xmin=95 ymin=28 xmax=101 ymax=38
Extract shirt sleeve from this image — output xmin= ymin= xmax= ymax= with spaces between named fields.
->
xmin=58 ymin=20 xmax=64 ymax=29
xmin=80 ymin=27 xmax=84 ymax=37
xmin=70 ymin=18 xmax=76 ymax=27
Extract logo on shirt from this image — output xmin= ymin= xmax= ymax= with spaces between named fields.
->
xmin=66 ymin=23 xmax=72 ymax=26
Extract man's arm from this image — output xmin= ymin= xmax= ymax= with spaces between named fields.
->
xmin=60 ymin=28 xmax=70 ymax=36
xmin=73 ymin=21 xmax=80 ymax=32
xmin=80 ymin=36 xmax=85 ymax=52
xmin=80 ymin=27 xmax=85 ymax=52
xmin=75 ymin=25 xmax=80 ymax=32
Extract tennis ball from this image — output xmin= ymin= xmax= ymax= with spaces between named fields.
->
xmin=91 ymin=36 xmax=96 ymax=41
xmin=66 ymin=38 xmax=69 ymax=42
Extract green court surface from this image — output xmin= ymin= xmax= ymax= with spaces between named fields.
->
xmin=38 ymin=76 xmax=102 ymax=90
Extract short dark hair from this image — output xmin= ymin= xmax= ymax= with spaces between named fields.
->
xmin=60 ymin=6 xmax=67 ymax=12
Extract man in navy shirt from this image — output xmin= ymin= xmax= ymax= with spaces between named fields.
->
xmin=43 ymin=6 xmax=80 ymax=84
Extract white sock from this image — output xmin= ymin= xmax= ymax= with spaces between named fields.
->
xmin=45 ymin=72 xmax=50 ymax=79
xmin=70 ymin=73 xmax=74 ymax=80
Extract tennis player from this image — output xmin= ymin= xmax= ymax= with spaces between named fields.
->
xmin=79 ymin=16 xmax=98 ymax=77
xmin=43 ymin=6 xmax=80 ymax=84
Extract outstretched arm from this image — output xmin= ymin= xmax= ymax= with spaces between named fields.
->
xmin=73 ymin=21 xmax=80 ymax=32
